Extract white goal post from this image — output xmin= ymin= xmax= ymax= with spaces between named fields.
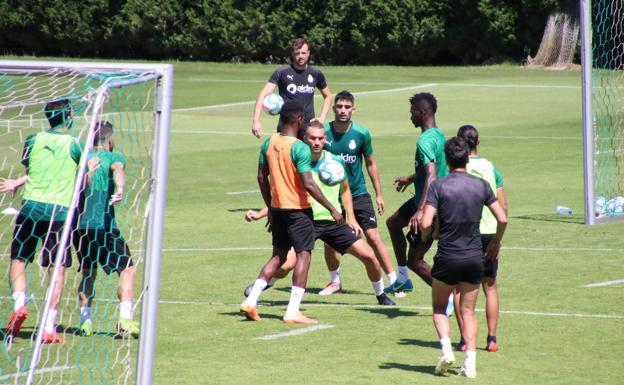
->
xmin=580 ymin=0 xmax=624 ymax=224
xmin=0 ymin=60 xmax=172 ymax=385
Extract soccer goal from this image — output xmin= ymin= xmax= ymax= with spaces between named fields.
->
xmin=580 ymin=0 xmax=624 ymax=224
xmin=0 ymin=60 xmax=172 ymax=384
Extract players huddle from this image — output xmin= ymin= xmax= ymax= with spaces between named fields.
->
xmin=0 ymin=99 xmax=139 ymax=344
xmin=244 ymin=38 xmax=508 ymax=379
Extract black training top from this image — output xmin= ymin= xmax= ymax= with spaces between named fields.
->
xmin=426 ymin=172 xmax=497 ymax=258
xmin=269 ymin=64 xmax=327 ymax=121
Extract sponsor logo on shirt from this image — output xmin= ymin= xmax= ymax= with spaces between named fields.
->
xmin=287 ymin=74 xmax=294 ymax=80
xmin=339 ymin=153 xmax=357 ymax=164
xmin=326 ymin=140 xmax=332 ymax=147
xmin=286 ymin=83 xmax=315 ymax=95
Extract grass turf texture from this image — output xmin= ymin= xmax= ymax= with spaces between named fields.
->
xmin=2 ymin=60 xmax=623 ymax=384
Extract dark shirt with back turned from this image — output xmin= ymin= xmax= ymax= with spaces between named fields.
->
xmin=426 ymin=172 xmax=497 ymax=259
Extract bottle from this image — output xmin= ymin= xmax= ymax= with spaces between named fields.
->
xmin=555 ymin=205 xmax=572 ymax=215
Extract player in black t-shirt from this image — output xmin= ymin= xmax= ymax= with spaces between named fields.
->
xmin=251 ymin=38 xmax=332 ymax=139
xmin=420 ymin=137 xmax=507 ymax=379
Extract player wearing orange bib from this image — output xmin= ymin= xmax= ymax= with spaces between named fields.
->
xmin=241 ymin=101 xmax=343 ymax=324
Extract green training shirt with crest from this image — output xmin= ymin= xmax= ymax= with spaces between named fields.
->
xmin=77 ymin=150 xmax=125 ymax=230
xmin=323 ymin=121 xmax=373 ymax=197
xmin=413 ymin=126 xmax=448 ymax=206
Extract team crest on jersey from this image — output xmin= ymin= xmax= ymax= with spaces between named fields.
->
xmin=308 ymin=74 xmax=314 ymax=83
xmin=348 ymin=139 xmax=357 ymax=150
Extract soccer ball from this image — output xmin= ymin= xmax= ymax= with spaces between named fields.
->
xmin=262 ymin=94 xmax=284 ymax=115
xmin=318 ymin=157 xmax=346 ymax=186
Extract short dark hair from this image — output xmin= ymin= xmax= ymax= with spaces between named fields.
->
xmin=457 ymin=125 xmax=479 ymax=150
xmin=279 ymin=100 xmax=304 ymax=124
xmin=44 ymin=99 xmax=71 ymax=129
xmin=409 ymin=92 xmax=437 ymax=114
xmin=334 ymin=90 xmax=355 ymax=105
xmin=93 ymin=121 xmax=113 ymax=147
xmin=292 ymin=38 xmax=309 ymax=51
xmin=444 ymin=136 xmax=469 ymax=169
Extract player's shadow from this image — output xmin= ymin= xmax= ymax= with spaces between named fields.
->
xmin=219 ymin=311 xmax=284 ymax=321
xmin=356 ymin=307 xmax=421 ymax=319
xmin=513 ymin=213 xmax=584 ymax=224
xmin=398 ymin=338 xmax=440 ymax=349
xmin=379 ymin=362 xmax=436 ymax=375
xmin=228 ymin=208 xmax=262 ymax=213
xmin=275 ymin=286 xmax=368 ymax=296
xmin=65 ymin=326 xmax=118 ymax=338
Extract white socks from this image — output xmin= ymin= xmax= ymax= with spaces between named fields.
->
xmin=80 ymin=306 xmax=91 ymax=323
xmin=12 ymin=291 xmax=26 ymax=311
xmin=120 ymin=301 xmax=133 ymax=320
xmin=398 ymin=265 xmax=410 ymax=282
xmin=464 ymin=349 xmax=476 ymax=368
xmin=247 ymin=279 xmax=268 ymax=307
xmin=44 ymin=309 xmax=57 ymax=333
xmin=440 ymin=337 xmax=454 ymax=358
xmin=387 ymin=271 xmax=397 ymax=285
xmin=285 ymin=286 xmax=305 ymax=317
xmin=372 ymin=279 xmax=384 ymax=296
xmin=329 ymin=268 xmax=341 ymax=284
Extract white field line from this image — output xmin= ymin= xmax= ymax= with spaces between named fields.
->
xmin=254 ymin=324 xmax=335 ymax=340
xmin=168 ymin=129 xmax=581 ymax=140
xmin=0 ymin=296 xmax=619 ymax=320
xmin=158 ymin=300 xmax=624 ymax=319
xmin=226 ymin=189 xmax=260 ymax=195
xmin=172 ymin=84 xmax=437 ymax=113
xmin=1 ymin=245 xmax=622 ymax=258
xmin=583 ymin=279 xmax=624 ymax=288
xmin=186 ymin=78 xmax=580 ymax=89
xmin=0 ymin=366 xmax=74 ymax=381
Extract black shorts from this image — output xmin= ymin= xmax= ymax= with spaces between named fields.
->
xmin=398 ymin=196 xmax=418 ymax=221
xmin=432 ymin=254 xmax=484 ymax=285
xmin=72 ymin=228 xmax=133 ymax=275
xmin=10 ymin=213 xmax=71 ymax=267
xmin=352 ymin=193 xmax=378 ymax=230
xmin=406 ymin=229 xmax=434 ymax=256
xmin=270 ymin=208 xmax=315 ymax=252
xmin=481 ymin=234 xmax=498 ymax=279
xmin=314 ymin=220 xmax=360 ymax=254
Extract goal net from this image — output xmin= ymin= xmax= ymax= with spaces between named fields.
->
xmin=581 ymin=0 xmax=624 ymax=224
xmin=0 ymin=61 xmax=172 ymax=384
xmin=527 ymin=12 xmax=580 ymax=68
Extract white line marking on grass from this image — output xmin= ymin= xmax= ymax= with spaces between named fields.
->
xmin=583 ymin=279 xmax=624 ymax=288
xmin=172 ymin=84 xmax=437 ymax=113
xmin=162 ymin=247 xmax=271 ymax=253
xmin=158 ymin=300 xmax=624 ymax=319
xmin=226 ymin=189 xmax=260 ymax=195
xmin=255 ymin=324 xmax=335 ymax=340
xmin=0 ymin=366 xmax=74 ymax=380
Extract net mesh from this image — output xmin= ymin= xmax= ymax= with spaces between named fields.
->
xmin=527 ymin=12 xmax=580 ymax=68
xmin=0 ymin=66 xmax=157 ymax=384
xmin=591 ymin=0 xmax=624 ymax=218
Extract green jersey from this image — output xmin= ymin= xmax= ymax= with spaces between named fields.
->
xmin=414 ymin=127 xmax=448 ymax=205
xmin=324 ymin=121 xmax=373 ymax=197
xmin=20 ymin=129 xmax=82 ymax=221
xmin=310 ymin=151 xmax=344 ymax=221
xmin=467 ymin=156 xmax=504 ymax=234
xmin=77 ymin=150 xmax=125 ymax=230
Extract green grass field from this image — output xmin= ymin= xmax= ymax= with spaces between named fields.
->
xmin=2 ymin=60 xmax=623 ymax=384
xmin=157 ymin=62 xmax=622 ymax=385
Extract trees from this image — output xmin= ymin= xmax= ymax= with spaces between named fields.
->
xmin=0 ymin=0 xmax=563 ymax=65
